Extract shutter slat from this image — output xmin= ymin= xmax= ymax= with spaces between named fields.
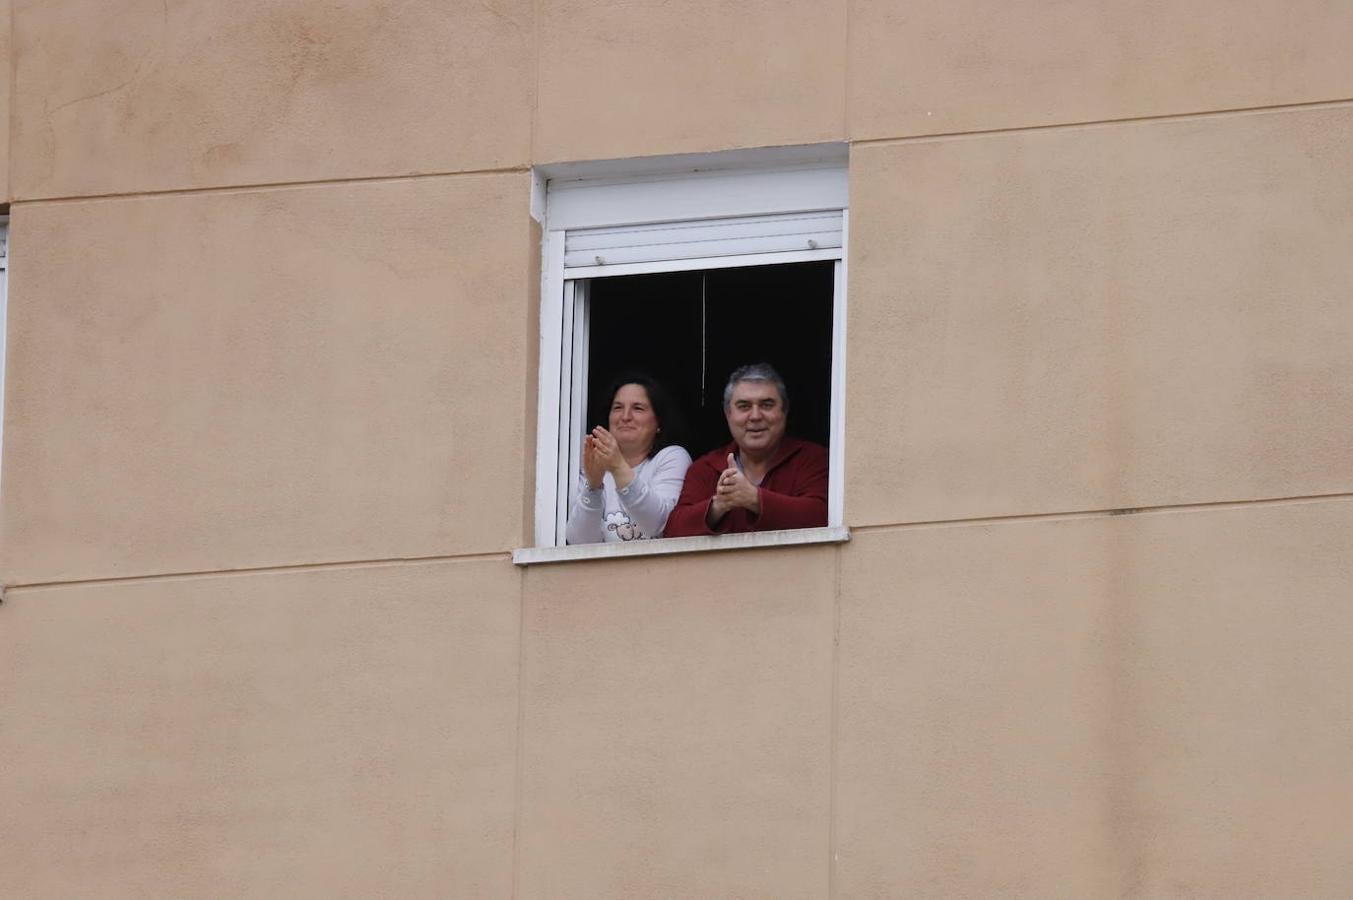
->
xmin=564 ymin=210 xmax=842 ymax=269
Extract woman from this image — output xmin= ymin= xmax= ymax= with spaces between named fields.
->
xmin=566 ymin=374 xmax=692 ymax=544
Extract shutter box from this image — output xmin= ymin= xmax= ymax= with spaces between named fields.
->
xmin=563 ymin=210 xmax=844 ymax=270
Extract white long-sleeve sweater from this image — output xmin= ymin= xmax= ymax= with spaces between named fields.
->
xmin=565 ymin=444 xmax=693 ymax=544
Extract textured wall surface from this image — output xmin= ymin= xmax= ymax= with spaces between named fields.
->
xmin=0 ymin=560 xmax=521 ymax=899
xmin=2 ymin=1 xmax=1351 ymax=897
xmin=837 ymin=521 xmax=1122 ymax=897
xmin=0 ymin=0 xmax=10 ymax=202
xmin=11 ymin=0 xmax=534 ymax=198
xmin=846 ymin=104 xmax=1353 ymax=526
xmin=847 ymin=0 xmax=1353 ymax=139
xmin=518 ymin=547 xmax=836 ymax=899
xmin=1 ymin=174 xmax=534 ymax=583
xmin=835 ymin=501 xmax=1353 ymax=897
xmin=534 ymin=0 xmax=848 ymax=163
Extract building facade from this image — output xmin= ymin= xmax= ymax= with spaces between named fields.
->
xmin=2 ymin=1 xmax=1352 ymax=896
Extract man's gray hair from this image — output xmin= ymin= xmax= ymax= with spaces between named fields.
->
xmin=722 ymin=363 xmax=789 ymax=412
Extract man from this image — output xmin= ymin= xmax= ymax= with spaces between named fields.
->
xmin=665 ymin=363 xmax=828 ymax=537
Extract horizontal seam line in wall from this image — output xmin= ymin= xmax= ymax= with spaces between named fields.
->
xmin=7 ymin=491 xmax=1349 ymax=593
xmin=851 ymin=96 xmax=1353 ymax=147
xmin=853 ymin=490 xmax=1353 ymax=534
xmin=15 ymin=96 xmax=1349 ymax=207
xmin=4 ymin=550 xmax=514 ymax=593
xmin=12 ymin=165 xmax=534 ymax=206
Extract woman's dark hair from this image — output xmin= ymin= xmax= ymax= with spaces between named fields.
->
xmin=600 ymin=371 xmax=686 ymax=459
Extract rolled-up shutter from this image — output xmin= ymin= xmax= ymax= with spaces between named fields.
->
xmin=564 ymin=209 xmax=843 ymax=270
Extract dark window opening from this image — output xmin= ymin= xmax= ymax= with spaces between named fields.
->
xmin=585 ymin=260 xmax=835 ymax=460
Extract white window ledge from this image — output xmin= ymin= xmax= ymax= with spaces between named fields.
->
xmin=512 ymin=526 xmax=850 ymax=566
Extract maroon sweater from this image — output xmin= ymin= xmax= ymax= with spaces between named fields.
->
xmin=665 ymin=437 xmax=829 ymax=537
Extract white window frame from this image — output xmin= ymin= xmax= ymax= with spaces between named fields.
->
xmin=516 ymin=146 xmax=850 ymax=565
xmin=0 ymin=217 xmax=8 ymax=504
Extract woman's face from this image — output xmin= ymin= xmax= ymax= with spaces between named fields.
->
xmin=609 ymin=383 xmax=660 ymax=457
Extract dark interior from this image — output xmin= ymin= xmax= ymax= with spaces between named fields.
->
xmin=585 ymin=260 xmax=835 ymax=460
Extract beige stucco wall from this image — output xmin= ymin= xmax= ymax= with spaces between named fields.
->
xmin=2 ymin=560 xmax=521 ymax=897
xmin=2 ymin=2 xmax=1351 ymax=897
xmin=0 ymin=0 xmax=10 ymax=203
xmin=1 ymin=173 xmax=535 ymax=583
xmin=11 ymin=0 xmax=535 ymax=198
xmin=847 ymin=105 xmax=1353 ymax=525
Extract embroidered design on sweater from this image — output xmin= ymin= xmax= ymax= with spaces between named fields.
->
xmin=604 ymin=510 xmax=644 ymax=541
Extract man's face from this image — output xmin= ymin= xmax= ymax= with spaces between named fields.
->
xmin=725 ymin=380 xmax=787 ymax=457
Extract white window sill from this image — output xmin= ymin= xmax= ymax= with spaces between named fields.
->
xmin=512 ymin=525 xmax=850 ymax=566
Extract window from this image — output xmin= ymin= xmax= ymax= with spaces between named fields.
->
xmin=518 ymin=146 xmax=849 ymax=563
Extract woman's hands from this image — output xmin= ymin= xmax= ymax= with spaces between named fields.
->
xmin=582 ymin=427 xmax=635 ymax=490
xmin=581 ymin=431 xmax=607 ymax=489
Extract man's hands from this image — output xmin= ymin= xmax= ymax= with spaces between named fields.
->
xmin=707 ymin=453 xmax=760 ymax=525
xmin=582 ymin=427 xmax=635 ymax=490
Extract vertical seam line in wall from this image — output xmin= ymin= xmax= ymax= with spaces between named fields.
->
xmin=841 ymin=0 xmax=851 ymax=145
xmin=529 ymin=0 xmax=541 ymax=164
xmin=8 ymin=0 xmax=14 ymax=203
xmin=511 ymin=565 xmax=528 ymax=899
xmin=827 ymin=541 xmax=843 ymax=898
